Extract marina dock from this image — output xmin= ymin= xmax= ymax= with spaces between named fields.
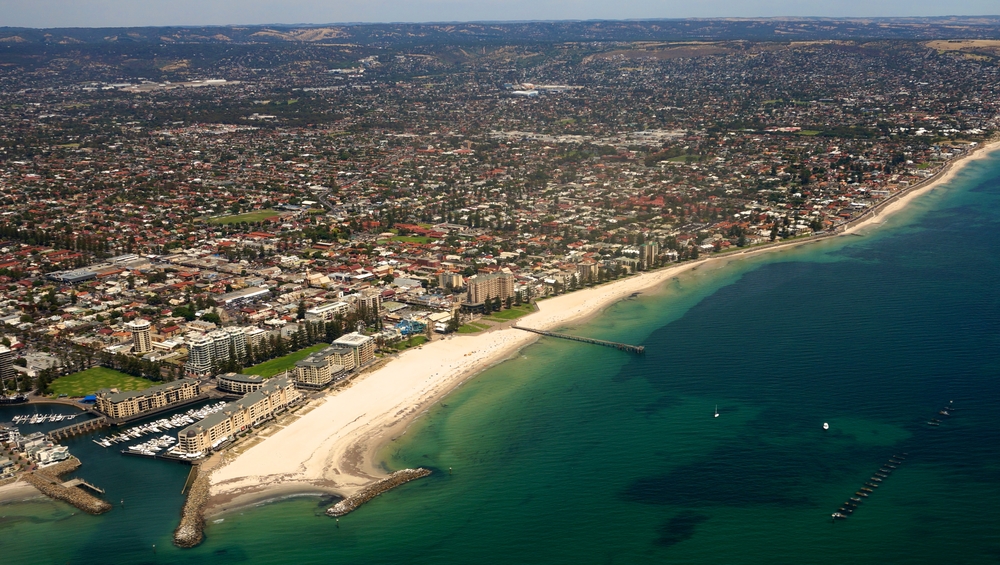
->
xmin=512 ymin=326 xmax=645 ymax=354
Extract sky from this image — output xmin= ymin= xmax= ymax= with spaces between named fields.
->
xmin=1 ymin=0 xmax=998 ymax=29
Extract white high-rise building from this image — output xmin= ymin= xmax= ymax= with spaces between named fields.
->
xmin=185 ymin=335 xmax=214 ymax=377
xmin=126 ymin=319 xmax=152 ymax=355
xmin=0 ymin=345 xmax=13 ymax=390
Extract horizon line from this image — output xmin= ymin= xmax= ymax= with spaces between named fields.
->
xmin=4 ymin=14 xmax=1000 ymax=31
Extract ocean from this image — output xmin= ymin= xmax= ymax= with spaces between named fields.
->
xmin=3 ymin=153 xmax=1000 ymax=564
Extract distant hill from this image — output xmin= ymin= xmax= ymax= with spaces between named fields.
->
xmin=3 ymin=17 xmax=1000 ymax=47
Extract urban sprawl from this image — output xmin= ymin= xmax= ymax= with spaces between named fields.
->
xmin=3 ymin=23 xmax=1000 ymax=475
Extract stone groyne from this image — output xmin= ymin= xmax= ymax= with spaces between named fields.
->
xmin=326 ymin=468 xmax=432 ymax=517
xmin=22 ymin=457 xmax=112 ymax=515
xmin=173 ymin=464 xmax=211 ymax=548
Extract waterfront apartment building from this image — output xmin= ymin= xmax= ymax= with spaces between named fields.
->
xmin=466 ymin=271 xmax=515 ymax=305
xmin=216 ymin=373 xmax=265 ymax=395
xmin=332 ymin=332 xmax=375 ymax=368
xmin=176 ymin=376 xmax=300 ymax=455
xmin=294 ymin=352 xmax=346 ymax=389
xmin=577 ymin=261 xmax=599 ymax=282
xmin=95 ymin=378 xmax=200 ymax=420
xmin=639 ymin=241 xmax=660 ymax=267
xmin=316 ymin=344 xmax=356 ymax=372
xmin=126 ymin=319 xmax=152 ymax=355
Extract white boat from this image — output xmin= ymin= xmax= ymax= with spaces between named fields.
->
xmin=714 ymin=405 xmax=719 ymax=418
xmin=823 ymin=422 xmax=830 ymax=430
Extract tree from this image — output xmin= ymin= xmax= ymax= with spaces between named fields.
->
xmin=297 ymin=301 xmax=307 ymax=320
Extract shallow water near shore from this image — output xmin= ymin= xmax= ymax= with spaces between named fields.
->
xmin=4 ymin=154 xmax=1000 ymax=563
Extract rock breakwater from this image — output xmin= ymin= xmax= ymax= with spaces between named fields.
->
xmin=173 ymin=465 xmax=210 ymax=548
xmin=22 ymin=457 xmax=112 ymax=515
xmin=326 ymin=468 xmax=431 ymax=517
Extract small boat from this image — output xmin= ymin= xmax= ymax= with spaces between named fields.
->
xmin=714 ymin=405 xmax=719 ymax=418
xmin=823 ymin=422 xmax=829 ymax=430
xmin=832 ymin=512 xmax=847 ymax=520
xmin=850 ymin=497 xmax=862 ymax=503
xmin=855 ymin=491 xmax=868 ymax=498
xmin=861 ymin=487 xmax=873 ymax=492
xmin=927 ymin=421 xmax=940 ymax=426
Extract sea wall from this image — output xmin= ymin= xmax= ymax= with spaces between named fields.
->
xmin=21 ymin=457 xmax=112 ymax=515
xmin=326 ymin=468 xmax=432 ymax=517
xmin=174 ymin=465 xmax=210 ymax=548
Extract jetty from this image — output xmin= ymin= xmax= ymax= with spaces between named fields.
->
xmin=21 ymin=457 xmax=111 ymax=515
xmin=326 ymin=468 xmax=432 ymax=518
xmin=511 ymin=326 xmax=645 ymax=354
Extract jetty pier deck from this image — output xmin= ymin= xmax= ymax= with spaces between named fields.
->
xmin=512 ymin=326 xmax=645 ymax=354
xmin=62 ymin=477 xmax=106 ymax=494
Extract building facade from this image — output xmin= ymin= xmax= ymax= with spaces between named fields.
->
xmin=126 ymin=319 xmax=152 ymax=355
xmin=294 ymin=350 xmax=347 ymax=389
xmin=95 ymin=378 xmax=200 ymax=420
xmin=438 ymin=271 xmax=464 ymax=290
xmin=0 ymin=345 xmax=13 ymax=387
xmin=216 ymin=372 xmax=265 ymax=395
xmin=184 ymin=327 xmax=249 ymax=377
xmin=466 ymin=271 xmax=515 ymax=305
xmin=332 ymin=332 xmax=375 ymax=368
xmin=176 ymin=376 xmax=300 ymax=455
xmin=305 ymin=301 xmax=349 ymax=322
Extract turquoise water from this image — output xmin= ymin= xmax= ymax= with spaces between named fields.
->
xmin=4 ymin=154 xmax=1000 ymax=563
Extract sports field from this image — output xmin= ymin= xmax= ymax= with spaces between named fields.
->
xmin=49 ymin=367 xmax=155 ymax=397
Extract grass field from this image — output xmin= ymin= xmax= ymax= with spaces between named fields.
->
xmin=49 ymin=367 xmax=155 ymax=397
xmin=458 ymin=324 xmax=484 ymax=334
xmin=394 ymin=335 xmax=428 ymax=351
xmin=245 ymin=343 xmax=329 ymax=378
xmin=485 ymin=304 xmax=534 ymax=321
xmin=208 ymin=209 xmax=280 ymax=225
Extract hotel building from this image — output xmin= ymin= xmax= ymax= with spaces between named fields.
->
xmin=95 ymin=378 xmax=201 ymax=420
xmin=466 ymin=271 xmax=515 ymax=305
xmin=176 ymin=376 xmax=300 ymax=455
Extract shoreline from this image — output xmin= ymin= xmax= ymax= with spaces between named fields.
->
xmin=203 ymin=139 xmax=1000 ymax=518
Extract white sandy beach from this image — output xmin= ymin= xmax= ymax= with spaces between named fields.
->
xmin=206 ymin=139 xmax=1000 ymax=513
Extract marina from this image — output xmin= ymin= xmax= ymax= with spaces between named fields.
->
xmin=10 ymin=413 xmax=79 ymax=425
xmin=91 ymin=401 xmax=227 ymax=448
